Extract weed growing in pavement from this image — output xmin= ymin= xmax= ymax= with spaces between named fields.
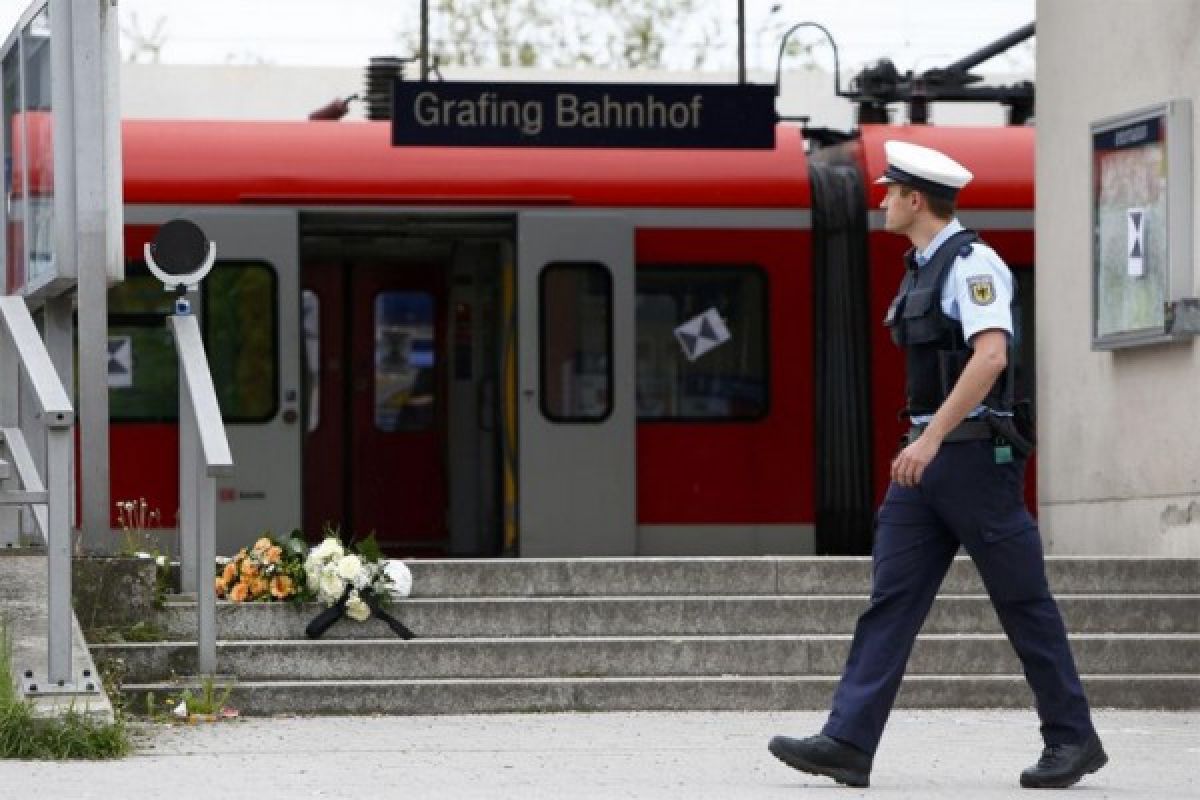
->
xmin=0 ymin=616 xmax=131 ymax=759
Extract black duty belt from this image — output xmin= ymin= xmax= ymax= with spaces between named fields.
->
xmin=906 ymin=417 xmax=993 ymax=445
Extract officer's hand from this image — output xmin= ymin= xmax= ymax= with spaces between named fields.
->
xmin=891 ymin=434 xmax=940 ymax=487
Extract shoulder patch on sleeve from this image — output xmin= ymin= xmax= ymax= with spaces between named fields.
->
xmin=966 ymin=274 xmax=996 ymax=306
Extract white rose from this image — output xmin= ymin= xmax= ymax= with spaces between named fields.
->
xmin=345 ymin=592 xmax=370 ymax=622
xmin=318 ymin=568 xmax=344 ymax=601
xmin=336 ymin=554 xmax=363 ymax=582
xmin=312 ymin=537 xmax=343 ymax=563
xmin=384 ymin=560 xmax=413 ymax=598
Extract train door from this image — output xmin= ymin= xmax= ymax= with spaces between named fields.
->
xmin=302 ymin=261 xmax=448 ymax=552
xmin=301 ymin=219 xmax=508 ymax=556
xmin=516 ymin=212 xmax=636 ymax=556
xmin=119 ymin=207 xmax=303 ymax=555
xmin=350 ymin=264 xmax=447 ymax=550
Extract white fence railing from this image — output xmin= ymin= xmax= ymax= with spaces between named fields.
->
xmin=0 ymin=295 xmax=75 ymax=688
xmin=171 ymin=312 xmax=233 ymax=675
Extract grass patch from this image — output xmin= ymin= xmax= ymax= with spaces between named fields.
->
xmin=178 ymin=675 xmax=233 ymax=716
xmin=85 ymin=621 xmax=167 ymax=644
xmin=140 ymin=675 xmax=235 ymax=721
xmin=0 ymin=616 xmax=132 ymax=760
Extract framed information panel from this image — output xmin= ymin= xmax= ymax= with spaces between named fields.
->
xmin=1091 ymin=99 xmax=1193 ymax=349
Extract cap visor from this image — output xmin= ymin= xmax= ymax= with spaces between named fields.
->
xmin=874 ymin=175 xmax=896 ymax=185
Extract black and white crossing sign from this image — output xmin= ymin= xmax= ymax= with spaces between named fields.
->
xmin=108 ymin=336 xmax=132 ymax=388
xmin=1127 ymin=207 xmax=1145 ymax=277
xmin=674 ymin=308 xmax=732 ymax=362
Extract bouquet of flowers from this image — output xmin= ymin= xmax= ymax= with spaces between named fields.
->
xmin=302 ymin=529 xmax=414 ymax=639
xmin=215 ymin=534 xmax=312 ymax=604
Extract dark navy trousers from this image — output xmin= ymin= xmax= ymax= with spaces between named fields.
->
xmin=821 ymin=440 xmax=1095 ymax=756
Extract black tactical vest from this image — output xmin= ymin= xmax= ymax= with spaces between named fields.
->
xmin=883 ymin=228 xmax=1014 ymax=416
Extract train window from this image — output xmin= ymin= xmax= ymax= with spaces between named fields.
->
xmin=109 ymin=271 xmax=176 ymax=315
xmin=203 ymin=264 xmax=279 ymax=423
xmin=539 ymin=262 xmax=613 ymax=423
xmin=635 ymin=266 xmax=768 ymax=421
xmin=108 ymin=262 xmax=279 ymax=423
xmin=374 ymin=291 xmax=436 ymax=432
xmin=106 ymin=323 xmax=178 ymax=420
xmin=108 ymin=271 xmax=183 ymax=421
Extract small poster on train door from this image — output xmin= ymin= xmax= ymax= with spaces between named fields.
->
xmin=674 ymin=308 xmax=731 ymax=362
xmin=107 ymin=336 xmax=133 ymax=388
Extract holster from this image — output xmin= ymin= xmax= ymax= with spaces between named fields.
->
xmin=983 ymin=412 xmax=1035 ymax=459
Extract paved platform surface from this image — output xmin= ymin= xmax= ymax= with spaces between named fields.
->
xmin=1 ymin=710 xmax=1196 ymax=798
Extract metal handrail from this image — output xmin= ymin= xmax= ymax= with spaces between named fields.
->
xmin=0 ymin=296 xmax=75 ymax=688
xmin=171 ymin=316 xmax=233 ymax=476
xmin=168 ymin=313 xmax=232 ymax=675
xmin=0 ymin=297 xmax=73 ymax=425
xmin=0 ymin=427 xmax=49 ymax=539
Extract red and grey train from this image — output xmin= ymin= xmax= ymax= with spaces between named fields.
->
xmin=101 ymin=118 xmax=1033 ymax=558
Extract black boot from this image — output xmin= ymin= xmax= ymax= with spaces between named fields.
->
xmin=768 ymin=734 xmax=872 ymax=788
xmin=1020 ymin=733 xmax=1107 ymax=789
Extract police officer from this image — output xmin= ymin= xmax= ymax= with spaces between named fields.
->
xmin=768 ymin=141 xmax=1107 ymax=790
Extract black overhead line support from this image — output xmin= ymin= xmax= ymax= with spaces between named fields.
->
xmin=845 ymin=21 xmax=1036 ymax=126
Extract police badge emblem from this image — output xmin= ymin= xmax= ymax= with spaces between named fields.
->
xmin=967 ymin=275 xmax=996 ymax=305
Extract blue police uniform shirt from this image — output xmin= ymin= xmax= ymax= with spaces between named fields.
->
xmin=910 ymin=218 xmax=1014 ymax=425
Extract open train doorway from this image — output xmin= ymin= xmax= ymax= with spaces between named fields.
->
xmin=300 ymin=214 xmax=513 ymax=557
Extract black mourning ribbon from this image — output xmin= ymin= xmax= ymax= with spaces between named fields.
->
xmin=305 ymin=582 xmax=416 ymax=640
xmin=361 ymin=587 xmax=416 ymax=640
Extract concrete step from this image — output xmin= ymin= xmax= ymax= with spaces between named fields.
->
xmin=118 ymin=673 xmax=1200 ymax=715
xmin=94 ymin=556 xmax=1199 ymax=716
xmin=404 ymin=557 xmax=1200 ymax=597
xmin=153 ymin=593 xmax=1200 ymax=640
xmin=93 ymin=634 xmax=1200 ymax=683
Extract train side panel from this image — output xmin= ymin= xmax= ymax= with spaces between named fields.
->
xmin=634 ymin=227 xmax=814 ymax=553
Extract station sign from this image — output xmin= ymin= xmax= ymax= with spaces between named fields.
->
xmin=391 ymin=80 xmax=777 ymax=149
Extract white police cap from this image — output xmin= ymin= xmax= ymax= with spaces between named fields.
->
xmin=875 ymin=140 xmax=973 ymax=200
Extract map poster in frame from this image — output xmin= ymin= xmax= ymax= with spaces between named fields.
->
xmin=1091 ymin=99 xmax=1193 ymax=350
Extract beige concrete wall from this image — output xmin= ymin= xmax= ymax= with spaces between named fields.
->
xmin=1036 ymin=0 xmax=1200 ymax=555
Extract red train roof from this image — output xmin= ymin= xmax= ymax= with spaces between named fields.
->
xmin=121 ymin=119 xmax=812 ymax=208
xmin=858 ymin=124 xmax=1033 ymax=209
xmin=120 ymin=120 xmax=1032 ymax=211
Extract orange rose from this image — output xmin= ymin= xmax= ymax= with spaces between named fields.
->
xmin=269 ymin=575 xmax=294 ymax=599
xmin=240 ymin=561 xmax=259 ymax=579
xmin=265 ymin=546 xmax=283 ymax=565
xmin=222 ymin=562 xmax=238 ymax=582
xmin=248 ymin=577 xmax=268 ymax=598
xmin=229 ymin=582 xmax=249 ymax=603
xmin=215 ymin=577 xmax=227 ymax=598
xmin=253 ymin=537 xmax=272 ymax=554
